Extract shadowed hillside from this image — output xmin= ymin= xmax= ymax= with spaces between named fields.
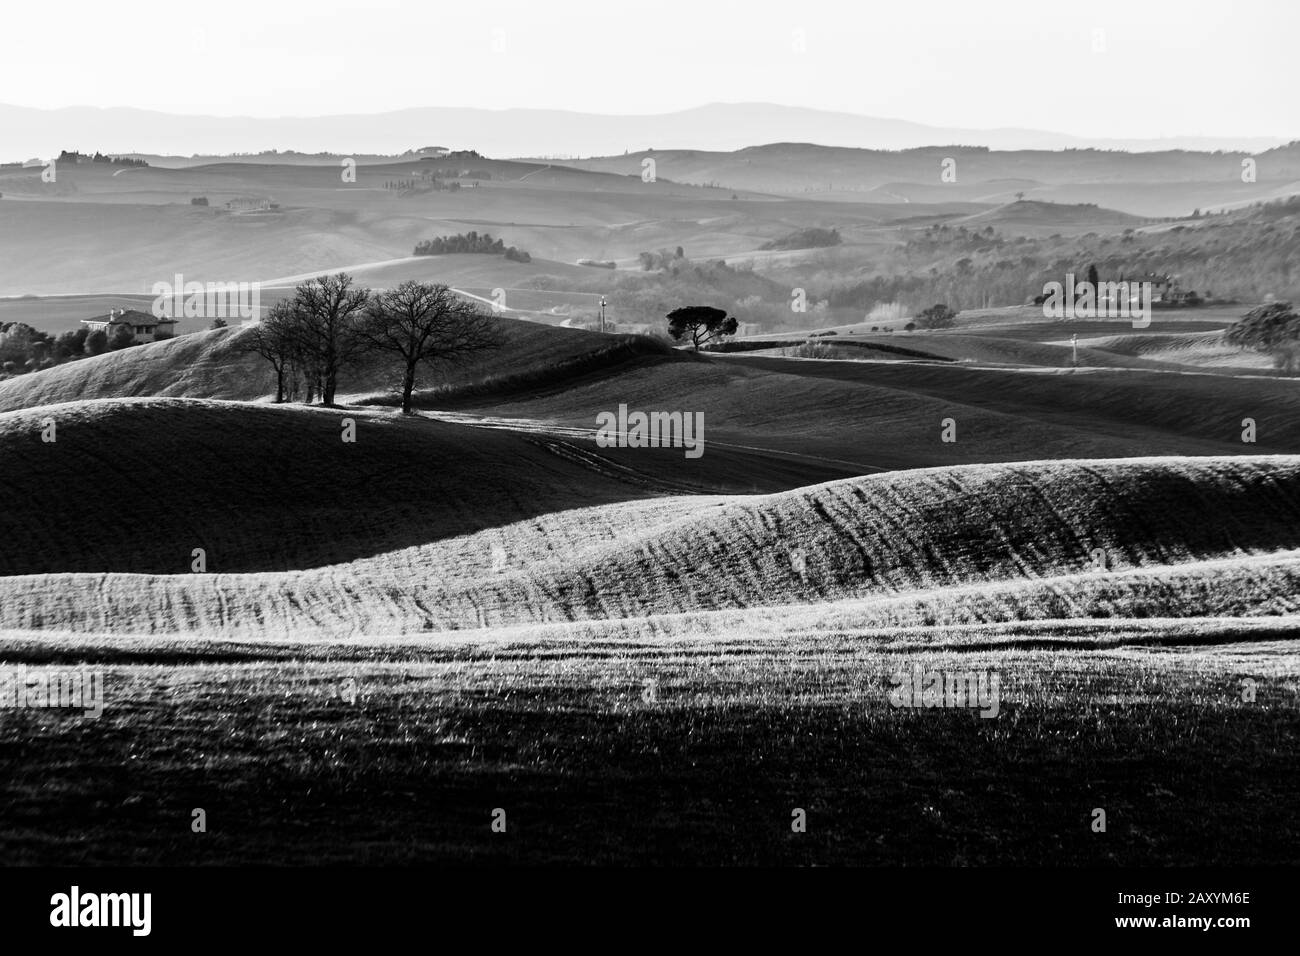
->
xmin=0 ymin=318 xmax=639 ymax=412
xmin=420 ymin=351 xmax=1300 ymax=473
xmin=2 ymin=452 xmax=1298 ymax=635
xmin=0 ymin=396 xmax=872 ymax=576
xmin=0 ymin=398 xmax=684 ymax=574
xmin=7 ymin=314 xmax=1299 ymax=484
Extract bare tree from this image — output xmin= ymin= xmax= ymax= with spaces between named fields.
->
xmin=360 ymin=281 xmax=504 ymax=414
xmin=289 ymin=273 xmax=372 ymax=405
xmin=244 ymin=300 xmax=299 ymax=402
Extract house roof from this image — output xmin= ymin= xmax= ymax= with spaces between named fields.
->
xmin=81 ymin=309 xmax=176 ymax=327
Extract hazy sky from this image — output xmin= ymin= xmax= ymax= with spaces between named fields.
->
xmin=3 ymin=0 xmax=1294 ymax=139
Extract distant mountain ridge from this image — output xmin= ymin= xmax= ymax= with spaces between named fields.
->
xmin=557 ymin=141 xmax=1300 ymax=199
xmin=1 ymin=101 xmax=1289 ymax=162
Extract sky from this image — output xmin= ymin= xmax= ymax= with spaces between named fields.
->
xmin=1 ymin=0 xmax=1294 ymax=140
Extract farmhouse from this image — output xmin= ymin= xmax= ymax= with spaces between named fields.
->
xmin=1121 ymin=272 xmax=1174 ymax=300
xmin=224 ymin=197 xmax=275 ymax=212
xmin=1039 ymin=271 xmax=1190 ymax=309
xmin=80 ymin=308 xmax=177 ymax=344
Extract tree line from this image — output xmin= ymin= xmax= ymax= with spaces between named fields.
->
xmin=245 ymin=274 xmax=503 ymax=414
xmin=413 ymin=231 xmax=530 ymax=261
xmin=0 ymin=322 xmax=148 ymax=379
xmin=56 ymin=150 xmax=148 ymax=167
xmin=759 ymin=227 xmax=842 ymax=251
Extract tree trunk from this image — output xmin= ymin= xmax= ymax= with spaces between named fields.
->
xmin=402 ymin=362 xmax=417 ymax=415
xmin=321 ymin=356 xmax=336 ymax=405
xmin=275 ymin=365 xmax=285 ymax=404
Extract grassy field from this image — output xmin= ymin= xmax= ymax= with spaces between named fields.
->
xmin=0 ymin=383 xmax=1296 ymax=866
xmin=1 ymin=629 xmax=1296 ymax=864
xmin=2 ymin=155 xmax=1297 ymax=866
xmin=2 ymin=395 xmax=1298 ymax=634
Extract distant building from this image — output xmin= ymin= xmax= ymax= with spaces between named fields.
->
xmin=224 ymin=197 xmax=274 ymax=212
xmin=1166 ymin=289 xmax=1202 ymax=306
xmin=1122 ymin=272 xmax=1175 ymax=301
xmin=80 ymin=308 xmax=177 ymax=344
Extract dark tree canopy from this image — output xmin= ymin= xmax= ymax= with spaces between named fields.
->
xmin=915 ymin=303 xmax=959 ymax=330
xmin=414 ymin=231 xmax=508 ymax=256
xmin=108 ymin=324 xmax=136 ymax=350
xmin=666 ymin=305 xmax=739 ymax=351
xmin=53 ymin=327 xmax=88 ymax=360
xmin=1225 ymin=302 xmax=1300 ymax=372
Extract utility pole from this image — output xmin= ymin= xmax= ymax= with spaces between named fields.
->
xmin=600 ymin=295 xmax=607 ymax=333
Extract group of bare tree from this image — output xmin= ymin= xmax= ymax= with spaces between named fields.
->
xmin=245 ymin=274 xmax=503 ymax=414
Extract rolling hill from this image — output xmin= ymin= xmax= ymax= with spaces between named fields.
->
xmin=0 ymin=425 xmax=1296 ymax=635
xmin=407 ymin=346 xmax=1300 ymax=472
xmin=1079 ymin=330 xmax=1269 ymax=370
xmin=0 ymin=398 xmax=679 ymax=575
xmin=0 ymin=159 xmax=910 ymax=293
xmin=561 ymin=142 xmax=1300 ymax=216
xmin=953 ymin=199 xmax=1145 ymax=231
xmin=6 ymin=313 xmax=1299 ymax=482
xmin=0 ymin=317 xmax=645 ymax=411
